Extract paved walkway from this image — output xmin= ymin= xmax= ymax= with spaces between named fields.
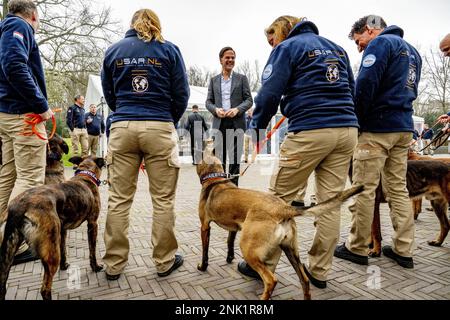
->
xmin=4 ymin=159 xmax=450 ymax=300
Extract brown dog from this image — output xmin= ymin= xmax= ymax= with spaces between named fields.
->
xmin=0 ymin=134 xmax=69 ymax=250
xmin=45 ymin=134 xmax=69 ymax=185
xmin=0 ymin=155 xmax=105 ymax=300
xmin=368 ymin=160 xmax=450 ymax=257
xmin=407 ymin=149 xmax=450 ymax=219
xmin=196 ymin=154 xmax=363 ymax=300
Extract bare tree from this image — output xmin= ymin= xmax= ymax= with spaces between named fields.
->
xmin=1 ymin=0 xmax=122 ymax=124
xmin=423 ymin=48 xmax=450 ymax=114
xmin=187 ymin=65 xmax=212 ymax=87
xmin=236 ymin=60 xmax=261 ymax=92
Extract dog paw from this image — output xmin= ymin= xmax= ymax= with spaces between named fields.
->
xmin=226 ymin=255 xmax=234 ymax=263
xmin=428 ymin=240 xmax=443 ymax=247
xmin=92 ymin=264 xmax=104 ymax=272
xmin=197 ymin=262 xmax=208 ymax=272
xmin=60 ymin=263 xmax=70 ymax=271
xmin=368 ymin=249 xmax=381 ymax=258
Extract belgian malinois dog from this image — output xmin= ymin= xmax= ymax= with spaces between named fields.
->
xmin=368 ymin=160 xmax=450 ymax=257
xmin=196 ymin=153 xmax=363 ymax=300
xmin=0 ymin=156 xmax=105 ymax=300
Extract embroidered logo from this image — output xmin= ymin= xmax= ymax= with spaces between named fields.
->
xmin=326 ymin=64 xmax=340 ymax=83
xmin=262 ymin=64 xmax=273 ymax=80
xmin=362 ymin=54 xmax=377 ymax=68
xmin=407 ymin=66 xmax=417 ymax=85
xmin=132 ymin=76 xmax=149 ymax=93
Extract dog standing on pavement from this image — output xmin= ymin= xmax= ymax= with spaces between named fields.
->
xmin=407 ymin=149 xmax=450 ymax=219
xmin=0 ymin=156 xmax=105 ymax=300
xmin=196 ymin=153 xmax=363 ymax=300
xmin=368 ymin=160 xmax=450 ymax=257
xmin=0 ymin=134 xmax=69 ymax=250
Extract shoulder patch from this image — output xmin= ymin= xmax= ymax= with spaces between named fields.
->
xmin=362 ymin=54 xmax=377 ymax=68
xmin=13 ymin=31 xmax=24 ymax=42
xmin=262 ymin=64 xmax=273 ymax=80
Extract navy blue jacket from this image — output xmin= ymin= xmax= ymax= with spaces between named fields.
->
xmin=355 ymin=26 xmax=422 ymax=133
xmin=421 ymin=128 xmax=433 ymax=140
xmin=413 ymin=130 xmax=419 ymax=140
xmin=251 ymin=21 xmax=358 ymax=133
xmin=245 ymin=114 xmax=252 ymax=130
xmin=66 ymin=104 xmax=86 ymax=131
xmin=101 ymin=29 xmax=190 ymax=124
xmin=0 ymin=14 xmax=48 ymax=114
xmin=85 ymin=112 xmax=105 ymax=136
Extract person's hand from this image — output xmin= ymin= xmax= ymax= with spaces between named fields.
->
xmin=39 ymin=109 xmax=54 ymax=121
xmin=437 ymin=114 xmax=450 ymax=124
xmin=87 ymin=117 xmax=93 ymax=124
xmin=225 ymin=108 xmax=239 ymax=118
xmin=216 ymin=108 xmax=226 ymax=118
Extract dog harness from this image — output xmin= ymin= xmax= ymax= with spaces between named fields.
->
xmin=75 ymin=170 xmax=101 ymax=186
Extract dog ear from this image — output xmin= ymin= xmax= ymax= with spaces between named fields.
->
xmin=69 ymin=156 xmax=83 ymax=166
xmin=94 ymin=157 xmax=106 ymax=169
xmin=61 ymin=140 xmax=69 ymax=154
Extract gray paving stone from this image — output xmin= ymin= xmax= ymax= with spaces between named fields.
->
xmin=3 ymin=163 xmax=449 ymax=300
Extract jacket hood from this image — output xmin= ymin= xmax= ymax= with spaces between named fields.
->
xmin=380 ymin=25 xmax=404 ymax=38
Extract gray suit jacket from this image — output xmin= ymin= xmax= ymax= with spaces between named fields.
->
xmin=205 ymin=72 xmax=253 ymax=131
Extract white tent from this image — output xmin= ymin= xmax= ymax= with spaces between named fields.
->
xmin=84 ymin=75 xmax=108 ymax=157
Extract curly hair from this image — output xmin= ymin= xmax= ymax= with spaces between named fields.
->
xmin=349 ymin=15 xmax=387 ymax=39
xmin=131 ymin=9 xmax=165 ymax=43
xmin=264 ymin=15 xmax=306 ymax=43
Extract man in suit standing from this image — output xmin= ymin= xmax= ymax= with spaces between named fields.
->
xmin=206 ymin=47 xmax=253 ymax=185
xmin=185 ymin=105 xmax=208 ymax=165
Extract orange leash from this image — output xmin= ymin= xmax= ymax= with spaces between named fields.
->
xmin=22 ymin=114 xmax=56 ymax=141
xmin=240 ymin=116 xmax=287 ymax=177
xmin=21 ymin=108 xmax=61 ymax=141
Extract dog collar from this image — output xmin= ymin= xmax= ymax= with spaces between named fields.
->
xmin=75 ymin=170 xmax=101 ymax=187
xmin=200 ymin=172 xmax=230 ymax=184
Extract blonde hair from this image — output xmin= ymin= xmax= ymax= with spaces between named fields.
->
xmin=131 ymin=9 xmax=165 ymax=43
xmin=265 ymin=15 xmax=306 ymax=43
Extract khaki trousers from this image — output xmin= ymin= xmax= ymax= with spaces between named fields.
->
xmin=346 ymin=132 xmax=415 ymax=257
xmin=88 ymin=135 xmax=99 ymax=156
xmin=0 ymin=112 xmax=47 ymax=254
xmin=71 ymin=128 xmax=88 ymax=157
xmin=103 ymin=121 xmax=180 ymax=275
xmin=243 ymin=134 xmax=252 ymax=162
xmin=269 ymin=127 xmax=358 ymax=281
xmin=293 ymin=181 xmax=308 ymax=203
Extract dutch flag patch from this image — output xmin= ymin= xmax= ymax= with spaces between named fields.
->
xmin=13 ymin=31 xmax=24 ymax=41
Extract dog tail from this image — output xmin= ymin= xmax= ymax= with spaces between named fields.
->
xmin=291 ymin=185 xmax=364 ymax=217
xmin=0 ymin=204 xmax=26 ymax=300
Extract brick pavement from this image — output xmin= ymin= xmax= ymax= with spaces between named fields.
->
xmin=4 ymin=158 xmax=450 ymax=300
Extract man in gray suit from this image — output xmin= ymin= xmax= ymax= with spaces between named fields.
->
xmin=206 ymin=47 xmax=253 ymax=185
